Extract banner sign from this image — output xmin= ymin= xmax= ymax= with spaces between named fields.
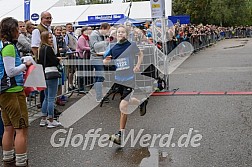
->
xmin=168 ymin=15 xmax=191 ymax=25
xmin=88 ymin=14 xmax=125 ymax=22
xmin=24 ymin=0 xmax=30 ymax=21
xmin=150 ymin=0 xmax=165 ymax=18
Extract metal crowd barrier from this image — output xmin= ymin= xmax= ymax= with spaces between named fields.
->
xmin=26 ymin=51 xmax=95 ymax=110
xmin=60 ymin=49 xmax=155 ymax=99
xmin=61 ymin=51 xmax=94 ymax=96
xmin=26 ymin=28 xmax=252 ymax=109
xmin=163 ymin=29 xmax=252 ymax=56
xmin=223 ymin=29 xmax=252 ymax=39
xmin=135 ymin=44 xmax=156 ymax=93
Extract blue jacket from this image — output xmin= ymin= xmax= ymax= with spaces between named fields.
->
xmin=0 ymin=41 xmax=24 ymax=93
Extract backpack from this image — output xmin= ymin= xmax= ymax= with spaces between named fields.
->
xmin=0 ymin=41 xmax=17 ymax=93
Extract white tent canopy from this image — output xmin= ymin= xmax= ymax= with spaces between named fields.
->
xmin=0 ymin=0 xmax=76 ymax=22
xmin=49 ymin=5 xmax=89 ymax=25
xmin=75 ymin=3 xmax=130 ymax=23
xmin=49 ymin=1 xmax=172 ymax=26
xmin=0 ymin=0 xmax=172 ymax=26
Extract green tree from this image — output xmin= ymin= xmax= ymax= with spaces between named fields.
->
xmin=173 ymin=0 xmax=252 ymax=26
xmin=209 ymin=0 xmax=231 ymax=26
xmin=173 ymin=0 xmax=211 ymax=25
xmin=225 ymin=0 xmax=249 ymax=26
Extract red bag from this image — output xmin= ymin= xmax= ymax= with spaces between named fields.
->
xmin=23 ymin=65 xmax=46 ymax=97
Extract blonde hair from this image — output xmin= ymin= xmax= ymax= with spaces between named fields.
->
xmin=18 ymin=21 xmax=25 ymax=25
xmin=40 ymin=31 xmax=51 ymax=46
xmin=54 ymin=26 xmax=62 ymax=31
xmin=116 ymin=25 xmax=129 ymax=36
xmin=25 ymin=21 xmax=34 ymax=29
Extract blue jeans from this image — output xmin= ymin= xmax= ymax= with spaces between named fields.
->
xmin=92 ymin=59 xmax=104 ymax=100
xmin=42 ymin=79 xmax=58 ymax=118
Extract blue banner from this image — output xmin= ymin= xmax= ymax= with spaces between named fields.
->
xmin=88 ymin=14 xmax=125 ymax=22
xmin=24 ymin=0 xmax=30 ymax=21
xmin=168 ymin=15 xmax=191 ymax=25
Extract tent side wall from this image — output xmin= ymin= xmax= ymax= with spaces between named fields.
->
xmin=49 ymin=5 xmax=88 ymax=26
xmin=0 ymin=0 xmax=77 ymax=22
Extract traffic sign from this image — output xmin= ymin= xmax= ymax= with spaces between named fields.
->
xmin=31 ymin=13 xmax=39 ymax=21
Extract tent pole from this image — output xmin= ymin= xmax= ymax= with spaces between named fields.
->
xmin=127 ymin=0 xmax=132 ymax=18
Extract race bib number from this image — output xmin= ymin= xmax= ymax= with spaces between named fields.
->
xmin=115 ymin=57 xmax=130 ymax=71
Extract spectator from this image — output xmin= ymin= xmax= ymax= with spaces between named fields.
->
xmin=89 ymin=22 xmax=110 ymax=102
xmin=37 ymin=31 xmax=61 ymax=128
xmin=124 ymin=22 xmax=134 ymax=41
xmin=54 ymin=26 xmax=67 ymax=54
xmin=109 ymin=29 xmax=117 ymax=43
xmin=31 ymin=11 xmax=58 ymax=110
xmin=54 ymin=26 xmax=67 ymax=106
xmin=25 ymin=20 xmax=34 ymax=40
xmin=17 ymin=21 xmax=32 ymax=57
xmin=62 ymin=26 xmax=66 ymax=37
xmin=65 ymin=23 xmax=78 ymax=91
xmin=0 ymin=17 xmax=31 ymax=167
xmin=77 ymin=26 xmax=92 ymax=59
xmin=76 ymin=26 xmax=92 ymax=92
xmin=31 ymin=11 xmax=57 ymax=61
xmin=74 ymin=28 xmax=82 ymax=39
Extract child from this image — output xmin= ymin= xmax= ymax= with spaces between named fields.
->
xmin=103 ymin=25 xmax=148 ymax=145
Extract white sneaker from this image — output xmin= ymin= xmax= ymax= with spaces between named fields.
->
xmin=96 ymin=99 xmax=102 ymax=103
xmin=39 ymin=119 xmax=47 ymax=127
xmin=47 ymin=120 xmax=61 ymax=128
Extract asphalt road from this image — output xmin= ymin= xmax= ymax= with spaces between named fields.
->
xmin=1 ymin=38 xmax=252 ymax=167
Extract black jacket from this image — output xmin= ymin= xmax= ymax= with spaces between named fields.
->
xmin=38 ymin=45 xmax=59 ymax=68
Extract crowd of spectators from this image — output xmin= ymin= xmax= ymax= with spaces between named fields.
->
xmin=0 ymin=11 xmax=252 ymax=166
xmin=2 ymin=16 xmax=252 ymax=104
xmin=0 ymin=14 xmax=251 ymax=113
